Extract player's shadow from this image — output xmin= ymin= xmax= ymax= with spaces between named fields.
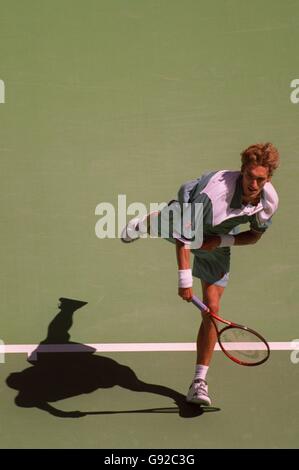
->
xmin=6 ymin=298 xmax=220 ymax=418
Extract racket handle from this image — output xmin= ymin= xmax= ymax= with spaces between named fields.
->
xmin=191 ymin=296 xmax=210 ymax=313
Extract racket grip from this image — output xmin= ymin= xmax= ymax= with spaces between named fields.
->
xmin=191 ymin=296 xmax=210 ymax=313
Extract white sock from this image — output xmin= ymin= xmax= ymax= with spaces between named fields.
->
xmin=194 ymin=364 xmax=209 ymax=382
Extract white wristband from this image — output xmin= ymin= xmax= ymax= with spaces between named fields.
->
xmin=219 ymin=234 xmax=235 ymax=248
xmin=178 ymin=269 xmax=193 ymax=288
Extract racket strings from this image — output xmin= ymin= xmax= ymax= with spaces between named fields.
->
xmin=219 ymin=326 xmax=269 ymax=365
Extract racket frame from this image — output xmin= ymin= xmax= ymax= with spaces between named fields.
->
xmin=191 ymin=295 xmax=270 ymax=366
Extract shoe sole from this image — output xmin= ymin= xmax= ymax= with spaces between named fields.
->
xmin=186 ymin=397 xmax=211 ymax=406
xmin=120 ymin=227 xmax=140 ymax=243
xmin=120 ymin=236 xmax=135 ymax=243
xmin=120 ymin=234 xmax=140 ymax=243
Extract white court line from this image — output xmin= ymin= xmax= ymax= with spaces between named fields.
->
xmin=0 ymin=342 xmax=297 ymax=360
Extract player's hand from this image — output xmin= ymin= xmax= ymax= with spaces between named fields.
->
xmin=200 ymin=236 xmax=221 ymax=251
xmin=178 ymin=287 xmax=193 ymax=302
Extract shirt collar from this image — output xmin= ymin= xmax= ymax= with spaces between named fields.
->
xmin=230 ymin=174 xmax=244 ymax=209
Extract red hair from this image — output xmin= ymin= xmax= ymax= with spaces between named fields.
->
xmin=241 ymin=143 xmax=279 ymax=177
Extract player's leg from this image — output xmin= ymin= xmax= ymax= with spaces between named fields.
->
xmin=186 ymin=279 xmax=225 ymax=406
xmin=197 ymin=281 xmax=225 ymax=365
xmin=121 ymin=199 xmax=184 ymax=243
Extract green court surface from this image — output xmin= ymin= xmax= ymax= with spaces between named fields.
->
xmin=0 ymin=0 xmax=299 ymax=449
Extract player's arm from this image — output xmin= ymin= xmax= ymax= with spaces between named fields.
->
xmin=201 ymin=229 xmax=263 ymax=251
xmin=176 ymin=239 xmax=193 ymax=302
xmin=233 ymin=229 xmax=263 ymax=245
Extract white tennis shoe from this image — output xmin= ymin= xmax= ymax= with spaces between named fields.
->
xmin=186 ymin=379 xmax=211 ymax=406
xmin=121 ymin=216 xmax=146 ymax=243
xmin=121 ymin=212 xmax=160 ymax=243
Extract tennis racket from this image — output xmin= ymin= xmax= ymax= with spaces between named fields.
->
xmin=191 ymin=295 xmax=270 ymax=366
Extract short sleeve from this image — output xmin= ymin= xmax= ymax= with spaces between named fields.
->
xmin=177 ymin=179 xmax=199 ymax=204
xmin=177 ymin=171 xmax=218 ymax=204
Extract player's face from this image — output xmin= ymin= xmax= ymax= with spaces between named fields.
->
xmin=242 ymin=165 xmax=270 ymax=200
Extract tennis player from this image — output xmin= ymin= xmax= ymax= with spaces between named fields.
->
xmin=121 ymin=143 xmax=279 ymax=406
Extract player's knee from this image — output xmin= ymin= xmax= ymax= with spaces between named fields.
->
xmin=202 ymin=304 xmax=219 ymax=329
xmin=204 ymin=302 xmax=219 ymax=316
